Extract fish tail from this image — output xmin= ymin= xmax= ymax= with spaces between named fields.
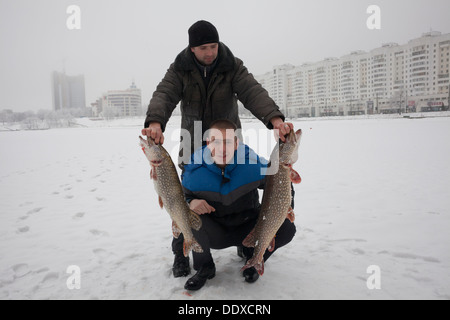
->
xmin=183 ymin=239 xmax=203 ymax=257
xmin=241 ymin=256 xmax=265 ymax=276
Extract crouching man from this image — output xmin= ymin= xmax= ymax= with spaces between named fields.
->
xmin=181 ymin=120 xmax=296 ymax=290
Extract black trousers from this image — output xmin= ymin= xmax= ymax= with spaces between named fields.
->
xmin=173 ymin=184 xmax=296 ymax=270
xmin=190 ymin=214 xmax=296 ymax=270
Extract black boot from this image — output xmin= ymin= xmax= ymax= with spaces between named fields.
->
xmin=173 ymin=252 xmax=190 ymax=278
xmin=184 ymin=261 xmax=216 ymax=291
xmin=240 ymin=247 xmax=259 ymax=283
xmin=237 ymin=246 xmax=245 ymax=259
xmin=243 ymin=267 xmax=259 ymax=283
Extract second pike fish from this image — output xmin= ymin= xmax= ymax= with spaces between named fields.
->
xmin=242 ymin=129 xmax=302 ymax=276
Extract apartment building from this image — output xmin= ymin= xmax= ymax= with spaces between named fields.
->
xmin=256 ymin=31 xmax=450 ymax=117
xmin=93 ymin=82 xmax=142 ymax=118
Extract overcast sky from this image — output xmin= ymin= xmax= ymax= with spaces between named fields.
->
xmin=1 ymin=0 xmax=450 ymax=112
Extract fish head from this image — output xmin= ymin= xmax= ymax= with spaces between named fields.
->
xmin=139 ymin=136 xmax=164 ymax=167
xmin=279 ymin=129 xmax=302 ymax=167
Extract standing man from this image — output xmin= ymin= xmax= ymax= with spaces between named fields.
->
xmin=141 ymin=20 xmax=293 ymax=278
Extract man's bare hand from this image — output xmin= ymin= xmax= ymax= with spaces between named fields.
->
xmin=270 ymin=117 xmax=294 ymax=142
xmin=141 ymin=122 xmax=164 ymax=145
xmin=189 ymin=199 xmax=216 ymax=215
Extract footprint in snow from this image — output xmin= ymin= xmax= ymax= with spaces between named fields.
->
xmin=19 ymin=201 xmax=33 ymax=207
xmin=72 ymin=212 xmax=85 ymax=220
xmin=93 ymin=248 xmax=111 ymax=261
xmin=12 ymin=264 xmax=30 ymax=278
xmin=378 ymin=250 xmax=440 ymax=263
xmin=90 ymin=229 xmax=109 ymax=237
xmin=16 ymin=226 xmax=30 ymax=233
xmin=41 ymin=272 xmax=59 ymax=283
xmin=351 ymin=248 xmax=365 ymax=255
xmin=19 ymin=207 xmax=44 ymax=220
xmin=27 ymin=207 xmax=43 ymax=215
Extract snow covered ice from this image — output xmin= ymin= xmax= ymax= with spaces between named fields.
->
xmin=0 ymin=115 xmax=449 ymax=300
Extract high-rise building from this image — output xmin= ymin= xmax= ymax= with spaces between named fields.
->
xmin=256 ymin=31 xmax=450 ymax=117
xmin=52 ymin=71 xmax=86 ymax=111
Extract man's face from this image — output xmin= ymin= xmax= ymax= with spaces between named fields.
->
xmin=190 ymin=43 xmax=219 ymax=66
xmin=207 ymin=128 xmax=238 ymax=166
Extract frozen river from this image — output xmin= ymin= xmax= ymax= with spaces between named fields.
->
xmin=0 ymin=116 xmax=449 ymax=299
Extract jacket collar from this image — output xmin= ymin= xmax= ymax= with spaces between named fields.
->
xmin=174 ymin=42 xmax=236 ymax=74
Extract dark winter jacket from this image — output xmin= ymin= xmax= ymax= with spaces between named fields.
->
xmin=144 ymin=42 xmax=285 ymax=164
xmin=182 ymin=143 xmax=269 ymax=227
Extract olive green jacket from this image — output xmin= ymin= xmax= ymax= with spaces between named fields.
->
xmin=144 ymin=42 xmax=284 ymax=162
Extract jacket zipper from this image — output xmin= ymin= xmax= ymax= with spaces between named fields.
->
xmin=221 ymin=167 xmax=227 ymax=184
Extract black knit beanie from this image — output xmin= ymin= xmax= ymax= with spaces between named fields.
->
xmin=188 ymin=20 xmax=219 ymax=47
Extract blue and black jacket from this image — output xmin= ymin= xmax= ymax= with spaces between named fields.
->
xmin=182 ymin=143 xmax=269 ymax=226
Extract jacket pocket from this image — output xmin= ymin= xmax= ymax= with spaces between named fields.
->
xmin=182 ymin=83 xmax=202 ymax=117
xmin=211 ymin=80 xmax=233 ymax=102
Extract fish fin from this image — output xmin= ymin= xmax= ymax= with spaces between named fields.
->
xmin=268 ymin=237 xmax=276 ymax=252
xmin=242 ymin=228 xmax=257 ymax=248
xmin=158 ymin=196 xmax=164 ymax=208
xmin=256 ymin=261 xmax=264 ymax=276
xmin=183 ymin=239 xmax=203 ymax=257
xmin=290 ymin=168 xmax=302 ymax=184
xmin=150 ymin=168 xmax=157 ymax=180
xmin=287 ymin=207 xmax=295 ymax=223
xmin=241 ymin=257 xmax=265 ymax=276
xmin=189 ymin=210 xmax=202 ymax=231
xmin=172 ymin=221 xmax=181 ymax=239
xmin=192 ymin=240 xmax=203 ymax=253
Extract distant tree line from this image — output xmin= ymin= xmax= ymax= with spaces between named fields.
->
xmin=0 ymin=108 xmax=92 ymax=130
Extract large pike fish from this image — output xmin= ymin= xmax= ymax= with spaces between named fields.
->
xmin=139 ymin=136 xmax=203 ymax=257
xmin=242 ymin=129 xmax=302 ymax=276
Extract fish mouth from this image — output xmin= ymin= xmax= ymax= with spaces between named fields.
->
xmin=151 ymin=160 xmax=163 ymax=167
xmin=282 ymin=163 xmax=292 ymax=168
